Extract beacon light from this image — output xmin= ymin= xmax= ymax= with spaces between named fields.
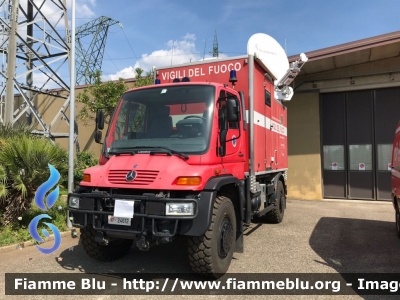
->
xmin=229 ymin=70 xmax=237 ymax=83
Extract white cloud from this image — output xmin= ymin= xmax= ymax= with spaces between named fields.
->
xmin=32 ymin=72 xmax=63 ymax=90
xmin=15 ymin=0 xmax=96 ymax=26
xmin=68 ymin=0 xmax=97 ymax=18
xmin=102 ymin=66 xmax=137 ymax=81
xmin=102 ymin=33 xmax=228 ymax=81
xmin=75 ymin=3 xmax=96 ymax=19
xmin=86 ymin=0 xmax=97 ymax=6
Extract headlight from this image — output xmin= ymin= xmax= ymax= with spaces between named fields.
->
xmin=69 ymin=197 xmax=80 ymax=209
xmin=165 ymin=203 xmax=194 ymax=216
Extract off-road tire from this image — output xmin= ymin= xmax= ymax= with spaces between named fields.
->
xmin=80 ymin=226 xmax=133 ymax=261
xmin=395 ymin=202 xmax=400 ymax=239
xmin=188 ymin=196 xmax=236 ymax=277
xmin=265 ymin=180 xmax=285 ymax=223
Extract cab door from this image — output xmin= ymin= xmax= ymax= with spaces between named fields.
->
xmin=217 ymin=89 xmax=243 ymax=164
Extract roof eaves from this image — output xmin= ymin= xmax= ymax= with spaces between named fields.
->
xmin=288 ymin=30 xmax=400 ymax=62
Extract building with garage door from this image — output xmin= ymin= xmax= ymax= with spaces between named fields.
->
xmin=285 ymin=30 xmax=400 ymax=201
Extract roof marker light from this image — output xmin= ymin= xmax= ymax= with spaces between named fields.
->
xmin=155 ymin=78 xmax=161 ymax=84
xmin=229 ymin=70 xmax=237 ymax=83
xmin=173 ymin=78 xmax=180 ymax=82
xmin=182 ymin=77 xmax=190 ymax=82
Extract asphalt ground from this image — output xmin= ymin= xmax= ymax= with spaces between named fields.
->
xmin=0 ymin=199 xmax=398 ymax=300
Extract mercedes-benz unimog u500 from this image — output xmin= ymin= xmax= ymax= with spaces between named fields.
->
xmin=68 ymin=33 xmax=308 ymax=277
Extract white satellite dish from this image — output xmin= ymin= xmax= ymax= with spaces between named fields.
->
xmin=247 ymin=33 xmax=289 ymax=81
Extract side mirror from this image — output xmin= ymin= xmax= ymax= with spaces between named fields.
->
xmin=227 ymin=97 xmax=240 ymax=122
xmin=94 ymin=130 xmax=102 ymax=144
xmin=96 ymin=110 xmax=105 ymax=130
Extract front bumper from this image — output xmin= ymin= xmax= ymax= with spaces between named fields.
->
xmin=67 ymin=191 xmax=199 ymax=238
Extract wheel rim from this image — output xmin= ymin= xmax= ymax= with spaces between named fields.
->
xmin=217 ymin=216 xmax=234 ymax=259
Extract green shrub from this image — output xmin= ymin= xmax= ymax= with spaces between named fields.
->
xmin=59 ymin=150 xmax=98 ymax=189
xmin=0 ymin=198 xmax=68 ymax=247
xmin=0 ymin=135 xmax=68 ymax=226
xmin=74 ymin=151 xmax=99 ymax=185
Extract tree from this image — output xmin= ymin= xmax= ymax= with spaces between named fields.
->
xmin=133 ymin=67 xmax=154 ymax=88
xmin=76 ymin=70 xmax=128 ymax=125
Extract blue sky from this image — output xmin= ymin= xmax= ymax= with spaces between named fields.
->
xmin=38 ymin=0 xmax=400 ymax=82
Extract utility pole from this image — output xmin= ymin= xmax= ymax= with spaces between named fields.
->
xmin=4 ymin=0 xmax=19 ymax=125
xmin=67 ymin=0 xmax=76 ymax=229
xmin=26 ymin=0 xmax=33 ymax=125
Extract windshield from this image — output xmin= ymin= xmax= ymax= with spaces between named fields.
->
xmin=105 ymin=85 xmax=215 ymax=155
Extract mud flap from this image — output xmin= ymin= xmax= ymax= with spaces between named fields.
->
xmin=235 ymin=232 xmax=244 ymax=253
xmin=234 ymin=209 xmax=244 ymax=253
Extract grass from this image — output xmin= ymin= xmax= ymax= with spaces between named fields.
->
xmin=0 ymin=190 xmax=70 ymax=247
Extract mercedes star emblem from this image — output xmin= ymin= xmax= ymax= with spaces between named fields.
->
xmin=126 ymin=170 xmax=137 ymax=182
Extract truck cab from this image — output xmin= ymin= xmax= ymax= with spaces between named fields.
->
xmin=99 ymin=82 xmax=245 ymax=176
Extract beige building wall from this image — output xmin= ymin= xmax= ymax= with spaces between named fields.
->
xmin=14 ymin=80 xmax=137 ymax=159
xmin=285 ymin=92 xmax=322 ymax=200
xmin=34 ymin=86 xmax=102 ymax=157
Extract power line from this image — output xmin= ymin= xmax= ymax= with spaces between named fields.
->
xmin=120 ymin=26 xmax=139 ymax=66
xmin=104 ymin=50 xmax=120 ymax=73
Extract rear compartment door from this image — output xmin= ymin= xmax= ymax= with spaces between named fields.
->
xmin=270 ymin=94 xmax=287 ymax=170
xmin=264 ymin=86 xmax=272 ymax=170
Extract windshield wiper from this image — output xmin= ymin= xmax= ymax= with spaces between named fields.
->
xmin=110 ymin=146 xmax=189 ymax=160
xmin=108 ymin=148 xmax=135 ymax=156
xmin=149 ymin=147 xmax=189 ymax=160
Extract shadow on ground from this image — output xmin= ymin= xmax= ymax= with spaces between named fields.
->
xmin=310 ymin=217 xmax=400 ymax=299
xmin=56 ymin=235 xmax=195 ymax=274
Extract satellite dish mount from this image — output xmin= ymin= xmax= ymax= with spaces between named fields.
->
xmin=247 ymin=33 xmax=308 ymax=101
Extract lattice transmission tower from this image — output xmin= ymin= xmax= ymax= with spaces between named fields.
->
xmin=0 ymin=0 xmax=74 ymax=143
xmin=75 ymin=16 xmax=120 ymax=86
xmin=0 ymin=0 xmax=119 ymax=150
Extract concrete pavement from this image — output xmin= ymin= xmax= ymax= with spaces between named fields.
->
xmin=0 ymin=199 xmax=398 ymax=300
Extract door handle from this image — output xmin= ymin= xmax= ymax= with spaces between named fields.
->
xmin=238 ymin=153 xmax=244 ymax=157
xmin=274 ymin=150 xmax=278 ymax=165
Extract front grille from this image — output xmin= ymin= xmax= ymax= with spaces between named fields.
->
xmin=108 ymin=170 xmax=159 ymax=185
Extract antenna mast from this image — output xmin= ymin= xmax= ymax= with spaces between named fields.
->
xmin=210 ymin=30 xmax=222 ymax=58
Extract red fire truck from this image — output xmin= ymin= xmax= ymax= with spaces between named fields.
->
xmin=392 ymin=122 xmax=400 ymax=237
xmin=68 ymin=33 xmax=308 ymax=276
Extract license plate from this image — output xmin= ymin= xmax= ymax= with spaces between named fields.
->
xmin=108 ymin=215 xmax=131 ymax=226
